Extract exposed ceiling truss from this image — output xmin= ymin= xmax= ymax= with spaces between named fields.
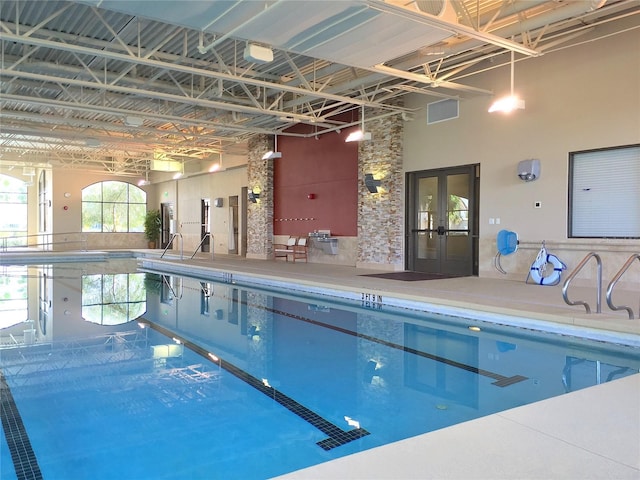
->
xmin=0 ymin=0 xmax=638 ymax=176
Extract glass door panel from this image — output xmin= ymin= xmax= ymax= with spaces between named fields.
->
xmin=417 ymin=176 xmax=438 ymax=261
xmin=408 ymin=166 xmax=476 ymax=275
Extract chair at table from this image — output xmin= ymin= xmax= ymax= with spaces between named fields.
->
xmin=292 ymin=237 xmax=308 ymax=263
xmin=274 ymin=236 xmax=296 ymax=261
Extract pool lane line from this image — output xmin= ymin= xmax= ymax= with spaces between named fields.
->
xmin=142 ymin=320 xmax=370 ymax=451
xmin=146 ymin=277 xmax=525 ymax=386
xmin=268 ymin=308 xmax=528 ymax=388
xmin=177 ymin=284 xmax=527 ymax=388
xmin=0 ymin=370 xmax=44 ymax=480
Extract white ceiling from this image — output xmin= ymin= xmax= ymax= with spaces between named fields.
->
xmin=0 ymin=0 xmax=637 ymax=176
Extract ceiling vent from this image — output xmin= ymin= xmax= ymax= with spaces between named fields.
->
xmin=427 ymin=98 xmax=459 ymax=124
xmin=414 ymin=0 xmax=457 ymax=23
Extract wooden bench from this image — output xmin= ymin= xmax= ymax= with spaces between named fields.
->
xmin=274 ymin=236 xmax=308 ymax=262
xmin=274 ymin=236 xmax=296 ymax=261
xmin=291 ymin=236 xmax=308 ymax=262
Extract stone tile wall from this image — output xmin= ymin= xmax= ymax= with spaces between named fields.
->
xmin=250 ymin=115 xmax=405 ymax=270
xmin=357 ymin=110 xmax=404 ymax=270
xmin=247 ymin=134 xmax=274 ymax=259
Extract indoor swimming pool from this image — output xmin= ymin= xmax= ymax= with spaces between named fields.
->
xmin=1 ymin=259 xmax=638 ymax=479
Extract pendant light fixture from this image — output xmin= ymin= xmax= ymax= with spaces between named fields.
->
xmin=488 ymin=48 xmax=525 ymax=114
xmin=262 ymin=134 xmax=282 ymax=159
xmin=346 ymin=105 xmax=372 ymax=142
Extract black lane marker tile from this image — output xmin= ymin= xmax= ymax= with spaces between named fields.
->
xmin=492 ymin=375 xmax=528 ymax=387
xmin=144 ymin=320 xmax=369 ymax=451
xmin=0 ymin=371 xmax=43 ymax=480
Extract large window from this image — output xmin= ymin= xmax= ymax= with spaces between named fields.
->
xmin=569 ymin=145 xmax=640 ymax=238
xmin=0 ymin=174 xmax=28 ymax=246
xmin=82 ymin=181 xmax=146 ymax=232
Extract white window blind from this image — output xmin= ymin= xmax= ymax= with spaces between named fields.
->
xmin=570 ymin=145 xmax=640 ymax=238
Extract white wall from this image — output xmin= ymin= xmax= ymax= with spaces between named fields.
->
xmin=50 ymin=170 xmax=153 ymax=250
xmin=151 ymin=166 xmax=248 ymax=255
xmin=403 ymin=24 xmax=640 ymax=284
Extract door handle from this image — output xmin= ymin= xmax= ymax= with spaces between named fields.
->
xmin=437 ymin=225 xmax=446 ymax=235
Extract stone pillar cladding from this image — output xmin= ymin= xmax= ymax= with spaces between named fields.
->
xmin=247 ymin=134 xmax=274 ymax=259
xmin=357 ymin=109 xmax=404 ymax=269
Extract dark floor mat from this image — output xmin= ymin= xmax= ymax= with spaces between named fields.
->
xmin=359 ymin=272 xmax=464 ymax=281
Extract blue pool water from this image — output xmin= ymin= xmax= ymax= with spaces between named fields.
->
xmin=1 ymin=260 xmax=638 ymax=479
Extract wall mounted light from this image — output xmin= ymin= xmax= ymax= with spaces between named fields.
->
xmin=364 ymin=173 xmax=382 ymax=193
xmin=518 ymin=159 xmax=540 ymax=181
xmin=248 ymin=186 xmax=261 ymax=203
xmin=488 ymin=49 xmax=525 ymax=114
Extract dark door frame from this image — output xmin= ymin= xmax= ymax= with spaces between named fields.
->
xmin=405 ymin=164 xmax=480 ymax=275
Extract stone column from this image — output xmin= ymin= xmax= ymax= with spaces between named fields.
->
xmin=357 ymin=111 xmax=404 ymax=270
xmin=246 ymin=134 xmax=274 ymax=260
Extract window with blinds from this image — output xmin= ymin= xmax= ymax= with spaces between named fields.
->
xmin=569 ymin=145 xmax=640 ymax=238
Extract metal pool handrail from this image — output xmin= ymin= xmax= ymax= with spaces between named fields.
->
xmin=1 ymin=232 xmax=87 ymax=252
xmin=160 ymin=233 xmax=183 ymax=259
xmin=606 ymin=253 xmax=640 ymax=320
xmin=190 ymin=233 xmax=213 ymax=259
xmin=562 ymin=252 xmax=602 ymax=314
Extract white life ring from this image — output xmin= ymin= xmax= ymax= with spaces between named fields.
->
xmin=529 ymin=253 xmax=566 ymax=285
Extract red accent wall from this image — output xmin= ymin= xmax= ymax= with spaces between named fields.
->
xmin=274 ymin=124 xmax=359 ymax=236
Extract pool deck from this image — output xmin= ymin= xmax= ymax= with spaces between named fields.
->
xmin=3 ymin=250 xmax=639 ymax=478
xmin=140 ymin=252 xmax=639 ymax=480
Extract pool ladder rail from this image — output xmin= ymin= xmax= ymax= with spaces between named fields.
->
xmin=562 ymin=252 xmax=640 ymax=319
xmin=160 ymin=233 xmax=183 ymax=259
xmin=606 ymin=253 xmax=640 ymax=319
xmin=160 ymin=233 xmax=213 ymax=260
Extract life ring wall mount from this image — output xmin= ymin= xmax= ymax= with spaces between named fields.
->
xmin=528 ymin=253 xmax=567 ymax=286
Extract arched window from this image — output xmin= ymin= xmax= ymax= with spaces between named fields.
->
xmin=0 ymin=174 xmax=28 ymax=246
xmin=82 ymin=181 xmax=146 ymax=232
